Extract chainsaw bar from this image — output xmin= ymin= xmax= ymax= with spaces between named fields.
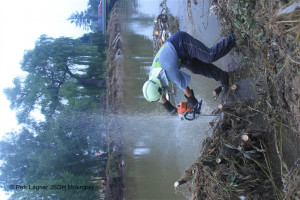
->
xmin=185 ymin=114 xmax=219 ymax=120
xmin=178 ymin=100 xmax=219 ymax=121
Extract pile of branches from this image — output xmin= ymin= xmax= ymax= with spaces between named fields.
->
xmin=211 ymin=0 xmax=299 ymax=63
xmin=207 ymin=2 xmax=300 ymax=198
xmin=176 ymin=100 xmax=283 ymax=200
xmin=211 ymin=0 xmax=300 ymax=130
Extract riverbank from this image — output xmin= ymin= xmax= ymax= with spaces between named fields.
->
xmin=105 ymin=1 xmax=124 ymax=199
xmin=175 ymin=1 xmax=300 ymax=199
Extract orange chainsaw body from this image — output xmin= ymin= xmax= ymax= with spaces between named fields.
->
xmin=177 ymin=102 xmax=193 ymax=115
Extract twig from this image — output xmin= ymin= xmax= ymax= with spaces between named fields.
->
xmin=265 ymin=100 xmax=273 ymax=109
xmin=261 ymin=142 xmax=283 ymax=199
xmin=276 ymin=20 xmax=300 ymax=24
xmin=288 ymin=55 xmax=300 ymax=65
xmin=288 ymin=157 xmax=300 ymax=175
xmin=205 ymin=148 xmax=216 ymax=156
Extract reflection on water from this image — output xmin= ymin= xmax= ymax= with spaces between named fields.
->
xmin=133 ymin=147 xmax=151 ymax=156
xmin=119 ymin=114 xmax=210 ymax=200
xmin=118 ymin=0 xmax=231 ymax=199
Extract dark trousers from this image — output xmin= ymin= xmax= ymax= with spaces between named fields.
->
xmin=168 ymin=31 xmax=236 ymax=82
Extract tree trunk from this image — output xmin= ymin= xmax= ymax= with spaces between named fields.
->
xmin=77 ymin=78 xmax=106 ymax=88
xmin=65 ymin=65 xmax=106 ymax=88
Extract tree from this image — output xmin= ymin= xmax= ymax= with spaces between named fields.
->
xmin=68 ymin=10 xmax=97 ymax=31
xmin=0 ymin=103 xmax=104 ymax=190
xmin=4 ymin=35 xmax=106 ymax=123
xmin=0 ymin=129 xmax=38 ymax=187
xmin=9 ymin=171 xmax=99 ymax=200
xmin=68 ymin=0 xmax=99 ymax=31
xmin=1 ymin=3 xmax=108 ymax=199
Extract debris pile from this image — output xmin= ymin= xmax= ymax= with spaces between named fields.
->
xmin=211 ymin=0 xmax=300 ymax=131
xmin=175 ymin=100 xmax=282 ymax=200
xmin=193 ymin=1 xmax=300 ymax=198
xmin=152 ymin=0 xmax=179 ymax=56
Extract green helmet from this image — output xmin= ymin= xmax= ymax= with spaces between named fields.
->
xmin=142 ymin=77 xmax=164 ymax=102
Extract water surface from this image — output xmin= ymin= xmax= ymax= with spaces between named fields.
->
xmin=118 ymin=1 xmax=233 ymax=199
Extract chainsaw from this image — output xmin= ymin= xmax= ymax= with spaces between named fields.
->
xmin=177 ymin=100 xmax=219 ymax=121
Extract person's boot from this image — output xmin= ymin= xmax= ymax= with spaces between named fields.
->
xmin=213 ymin=72 xmax=229 ymax=100
xmin=220 ymin=72 xmax=229 ymax=91
xmin=212 ymin=85 xmax=222 ymax=101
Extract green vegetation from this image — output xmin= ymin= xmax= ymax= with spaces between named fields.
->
xmin=5 ymin=32 xmax=106 ymax=123
xmin=68 ymin=0 xmax=118 ymax=31
xmin=106 ymin=151 xmax=122 ymax=179
xmin=9 ymin=172 xmax=100 ymax=200
xmin=0 ymin=1 xmax=110 ymax=199
xmin=68 ymin=0 xmax=100 ymax=31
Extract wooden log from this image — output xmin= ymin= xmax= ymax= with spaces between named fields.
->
xmin=231 ymin=84 xmax=238 ymax=91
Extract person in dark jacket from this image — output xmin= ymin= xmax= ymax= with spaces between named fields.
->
xmin=143 ymin=31 xmax=238 ymax=114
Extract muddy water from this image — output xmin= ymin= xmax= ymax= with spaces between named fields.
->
xmin=119 ymin=0 xmax=233 ymax=199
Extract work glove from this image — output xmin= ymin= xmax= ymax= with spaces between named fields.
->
xmin=185 ymin=89 xmax=198 ymax=107
xmin=162 ymin=101 xmax=177 ymax=115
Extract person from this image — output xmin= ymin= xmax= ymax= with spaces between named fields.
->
xmin=142 ymin=31 xmax=238 ymax=115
